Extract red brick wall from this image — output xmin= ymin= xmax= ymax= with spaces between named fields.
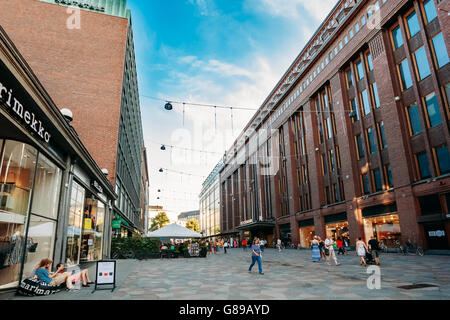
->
xmin=0 ymin=0 xmax=128 ymax=185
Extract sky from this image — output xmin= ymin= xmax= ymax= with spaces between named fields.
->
xmin=127 ymin=0 xmax=338 ymax=222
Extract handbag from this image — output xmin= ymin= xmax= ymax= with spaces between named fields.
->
xmin=324 ymin=247 xmax=329 ymax=256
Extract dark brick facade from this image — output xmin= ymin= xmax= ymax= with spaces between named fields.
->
xmin=220 ymin=0 xmax=450 ymax=250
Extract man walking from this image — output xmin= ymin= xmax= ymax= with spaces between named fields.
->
xmin=368 ymin=235 xmax=381 ymax=265
xmin=325 ymin=236 xmax=340 ymax=266
xmin=224 ymin=240 xmax=228 ymax=254
xmin=248 ymin=238 xmax=264 ymax=275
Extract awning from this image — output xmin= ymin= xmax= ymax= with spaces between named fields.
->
xmin=235 ymin=221 xmax=275 ymax=231
xmin=146 ymin=223 xmax=202 ymax=239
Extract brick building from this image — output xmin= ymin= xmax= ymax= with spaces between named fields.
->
xmin=220 ymin=0 xmax=450 ymax=251
xmin=0 ymin=0 xmax=148 ymax=236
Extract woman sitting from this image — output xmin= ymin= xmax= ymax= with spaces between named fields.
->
xmin=34 ymin=258 xmax=74 ymax=290
xmin=55 ymin=263 xmax=94 ymax=287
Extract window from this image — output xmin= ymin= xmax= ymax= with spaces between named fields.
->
xmin=356 ymin=59 xmax=365 ymax=80
xmin=384 ymin=165 xmax=394 ymax=188
xmin=416 ymin=152 xmax=432 ymax=179
xmin=355 ymin=22 xmax=360 ymax=33
xmin=405 ymin=11 xmax=420 ymax=38
xmin=325 ymin=186 xmax=331 ymax=205
xmin=407 ymin=103 xmax=423 ymax=135
xmin=392 ymin=25 xmax=404 ymax=49
xmin=367 ymin=128 xmax=377 ymax=154
xmin=433 ymin=145 xmax=450 ymax=175
xmin=350 ymin=28 xmax=354 ymax=39
xmin=361 ymin=89 xmax=371 ymax=116
xmin=326 ymin=117 xmax=333 ymax=139
xmin=346 ymin=68 xmax=353 ymax=88
xmin=373 ymin=169 xmax=383 ymax=192
xmin=361 ymin=173 xmax=370 ymax=195
xmin=356 ymin=135 xmax=365 ymax=159
xmin=371 ymin=82 xmax=380 ymax=108
xmin=422 ymin=0 xmax=438 ymax=24
xmin=351 ymin=98 xmax=360 ymax=121
xmin=333 ymin=184 xmax=340 ymax=202
xmin=413 ymin=46 xmax=431 ymax=80
xmin=329 ymin=150 xmax=336 ymax=172
xmin=322 ymin=154 xmax=328 ymax=175
xmin=366 ymin=52 xmax=374 ymax=71
xmin=424 ymin=92 xmax=442 ymax=127
xmin=431 ymin=33 xmax=450 ymax=69
xmin=398 ymin=59 xmax=413 ymax=90
xmin=377 ymin=121 xmax=388 ymax=149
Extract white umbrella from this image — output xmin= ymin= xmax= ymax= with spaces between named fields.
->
xmin=146 ymin=223 xmax=202 ymax=239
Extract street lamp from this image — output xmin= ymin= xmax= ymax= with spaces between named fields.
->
xmin=159 ymin=168 xmax=163 ymax=173
xmin=161 ymin=145 xmax=166 ymax=150
xmin=164 ymin=102 xmax=173 ymax=111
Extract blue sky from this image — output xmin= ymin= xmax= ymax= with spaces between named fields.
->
xmin=127 ymin=0 xmax=337 ymax=221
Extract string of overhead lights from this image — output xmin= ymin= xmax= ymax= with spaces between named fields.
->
xmin=148 ymin=139 xmax=223 ymax=155
xmin=155 ymin=167 xmax=206 ymax=178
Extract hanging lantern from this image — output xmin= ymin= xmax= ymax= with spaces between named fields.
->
xmin=159 ymin=168 xmax=163 ymax=173
xmin=158 ymin=189 xmax=161 ymax=192
xmin=161 ymin=145 xmax=166 ymax=151
xmin=164 ymin=102 xmax=173 ymax=111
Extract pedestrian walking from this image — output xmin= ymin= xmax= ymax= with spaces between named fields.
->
xmin=368 ymin=236 xmax=380 ymax=265
xmin=224 ymin=240 xmax=228 ymax=254
xmin=325 ymin=236 xmax=340 ymax=266
xmin=277 ymin=238 xmax=282 ymax=252
xmin=311 ymin=236 xmax=321 ymax=262
xmin=248 ymin=238 xmax=264 ymax=275
xmin=356 ymin=237 xmax=368 ymax=266
xmin=242 ymin=239 xmax=247 ymax=251
xmin=343 ymin=237 xmax=349 ymax=255
xmin=318 ymin=237 xmax=326 ymax=261
xmin=337 ymin=237 xmax=345 ymax=255
xmin=259 ymin=238 xmax=265 ymax=252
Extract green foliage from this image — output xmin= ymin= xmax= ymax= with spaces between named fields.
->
xmin=111 ymin=237 xmax=161 ymax=259
xmin=149 ymin=212 xmax=170 ymax=232
xmin=185 ymin=218 xmax=200 ymax=232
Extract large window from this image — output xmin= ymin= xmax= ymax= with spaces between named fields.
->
xmin=398 ymin=59 xmax=413 ymax=91
xmin=407 ymin=103 xmax=423 ymax=135
xmin=405 ymin=10 xmax=420 ymax=38
xmin=371 ymin=83 xmax=380 ymax=109
xmin=433 ymin=145 xmax=450 ymax=176
xmin=0 ymin=140 xmax=37 ymax=289
xmin=356 ymin=135 xmax=365 ymax=159
xmin=422 ymin=0 xmax=438 ymax=24
xmin=373 ymin=169 xmax=383 ymax=192
xmin=413 ymin=46 xmax=431 ymax=80
xmin=361 ymin=173 xmax=370 ymax=195
xmin=66 ymin=181 xmax=85 ymax=266
xmin=367 ymin=128 xmax=377 ymax=155
xmin=356 ymin=59 xmax=365 ymax=80
xmin=431 ymin=33 xmax=450 ymax=69
xmin=424 ymin=92 xmax=442 ymax=127
xmin=392 ymin=25 xmax=404 ymax=49
xmin=416 ymin=152 xmax=432 ymax=180
xmin=377 ymin=121 xmax=388 ymax=149
xmin=361 ymin=89 xmax=371 ymax=116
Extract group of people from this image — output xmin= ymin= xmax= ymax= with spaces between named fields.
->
xmin=31 ymin=258 xmax=93 ymax=290
xmin=311 ymin=235 xmax=380 ymax=266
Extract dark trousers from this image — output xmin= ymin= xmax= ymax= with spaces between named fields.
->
xmin=224 ymin=247 xmax=227 ymax=254
xmin=338 ymin=247 xmax=345 ymax=255
xmin=249 ymin=255 xmax=262 ymax=273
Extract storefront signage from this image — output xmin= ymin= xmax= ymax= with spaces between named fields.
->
xmin=93 ymin=260 xmax=116 ymax=293
xmin=0 ymin=79 xmax=51 ymax=143
xmin=84 ymin=218 xmax=92 ymax=230
xmin=428 ymin=230 xmax=445 ymax=237
xmin=112 ymin=219 xmax=121 ymax=229
xmin=240 ymin=219 xmax=253 ymax=226
xmin=92 ymin=180 xmax=103 ymax=194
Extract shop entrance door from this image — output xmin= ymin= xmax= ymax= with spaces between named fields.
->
xmin=424 ymin=223 xmax=449 ymax=250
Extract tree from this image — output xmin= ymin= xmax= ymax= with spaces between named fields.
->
xmin=185 ymin=218 xmax=200 ymax=232
xmin=149 ymin=212 xmax=170 ymax=232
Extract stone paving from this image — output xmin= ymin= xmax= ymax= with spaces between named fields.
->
xmin=2 ymin=248 xmax=450 ymax=300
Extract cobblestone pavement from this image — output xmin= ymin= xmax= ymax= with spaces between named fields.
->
xmin=2 ymin=248 xmax=450 ymax=300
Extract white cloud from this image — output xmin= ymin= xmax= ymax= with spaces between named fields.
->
xmin=187 ymin=0 xmax=219 ymax=16
xmin=252 ymin=0 xmax=337 ymax=21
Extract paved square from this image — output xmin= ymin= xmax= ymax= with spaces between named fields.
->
xmin=2 ymin=249 xmax=450 ymax=300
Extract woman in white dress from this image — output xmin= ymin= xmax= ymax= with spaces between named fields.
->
xmin=356 ymin=237 xmax=368 ymax=266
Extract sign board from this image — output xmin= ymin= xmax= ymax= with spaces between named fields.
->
xmin=88 ymin=239 xmax=94 ymax=246
xmin=112 ymin=219 xmax=121 ymax=229
xmin=92 ymin=260 xmax=116 ymax=293
xmin=84 ymin=218 xmax=92 ymax=230
xmin=190 ymin=243 xmax=199 ymax=257
xmin=92 ymin=180 xmax=103 ymax=194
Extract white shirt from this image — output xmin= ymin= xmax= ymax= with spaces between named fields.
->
xmin=325 ymin=238 xmax=334 ymax=249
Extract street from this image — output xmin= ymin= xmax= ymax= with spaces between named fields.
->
xmin=2 ymin=249 xmax=450 ymax=300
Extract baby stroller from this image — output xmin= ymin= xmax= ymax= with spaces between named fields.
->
xmin=365 ymin=250 xmax=375 ymax=265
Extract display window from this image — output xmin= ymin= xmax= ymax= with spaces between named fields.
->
xmin=325 ymin=221 xmax=349 ymax=242
xmin=65 ymin=181 xmax=85 ymax=266
xmin=0 ymin=140 xmax=62 ymax=288
xmin=299 ymin=226 xmax=315 ymax=248
xmin=363 ymin=213 xmax=401 ymax=248
xmin=80 ymin=194 xmax=105 ymax=262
